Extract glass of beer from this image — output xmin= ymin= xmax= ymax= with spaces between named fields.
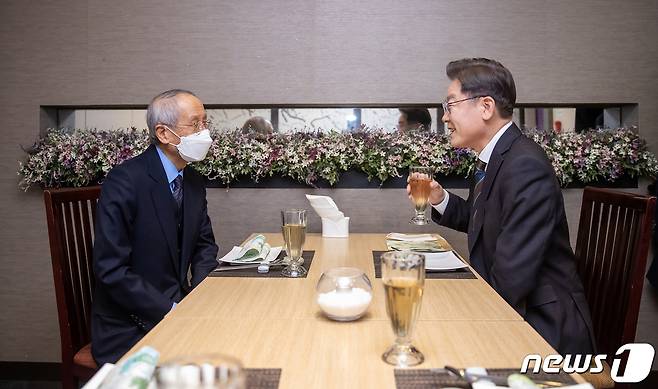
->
xmin=281 ymin=209 xmax=307 ymax=278
xmin=381 ymin=251 xmax=425 ymax=367
xmin=408 ymin=166 xmax=433 ymax=225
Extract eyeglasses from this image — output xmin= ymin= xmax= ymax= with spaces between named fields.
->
xmin=177 ymin=119 xmax=213 ymax=132
xmin=442 ymin=95 xmax=486 ymax=114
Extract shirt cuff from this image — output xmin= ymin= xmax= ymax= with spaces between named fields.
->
xmin=431 ymin=189 xmax=450 ymax=214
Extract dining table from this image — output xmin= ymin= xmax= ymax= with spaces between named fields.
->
xmin=123 ymin=233 xmax=584 ymax=388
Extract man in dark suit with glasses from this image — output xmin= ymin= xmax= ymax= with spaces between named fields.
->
xmin=91 ymin=89 xmax=219 ymax=365
xmin=408 ymin=58 xmax=595 ymax=355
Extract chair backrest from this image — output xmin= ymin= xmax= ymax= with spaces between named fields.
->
xmin=44 ymin=186 xmax=101 ymax=363
xmin=575 ymin=186 xmax=656 ymax=359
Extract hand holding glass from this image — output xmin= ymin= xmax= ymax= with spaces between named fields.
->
xmin=408 ymin=166 xmax=433 ymax=225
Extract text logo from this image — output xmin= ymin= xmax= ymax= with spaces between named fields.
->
xmin=521 ymin=343 xmax=654 ymax=383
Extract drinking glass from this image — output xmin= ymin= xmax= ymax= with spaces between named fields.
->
xmin=155 ymin=353 xmax=245 ymax=389
xmin=408 ymin=166 xmax=433 ymax=225
xmin=381 ymin=251 xmax=425 ymax=367
xmin=281 ymin=209 xmax=307 ymax=278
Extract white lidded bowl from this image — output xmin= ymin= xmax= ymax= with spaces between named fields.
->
xmin=316 ymin=267 xmax=373 ymax=321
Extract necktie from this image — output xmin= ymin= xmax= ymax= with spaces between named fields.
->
xmin=472 ymin=159 xmax=487 ymax=206
xmin=471 ymin=159 xmax=487 ymax=229
xmin=171 ymin=175 xmax=183 ymax=209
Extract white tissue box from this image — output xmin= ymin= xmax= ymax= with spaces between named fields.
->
xmin=321 ymin=217 xmax=349 ymax=238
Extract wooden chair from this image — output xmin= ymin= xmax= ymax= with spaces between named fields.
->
xmin=575 ymin=187 xmax=656 ymax=388
xmin=44 ymin=186 xmax=101 ymax=389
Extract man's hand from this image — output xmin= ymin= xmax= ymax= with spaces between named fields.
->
xmin=427 ymin=180 xmax=445 ymax=205
xmin=406 ymin=172 xmax=445 ymax=206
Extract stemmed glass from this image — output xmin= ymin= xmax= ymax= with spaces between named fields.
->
xmin=408 ymin=166 xmax=433 ymax=225
xmin=381 ymin=251 xmax=425 ymax=367
xmin=281 ymin=209 xmax=307 ymax=278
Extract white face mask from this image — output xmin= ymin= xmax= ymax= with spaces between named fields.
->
xmin=165 ymin=127 xmax=213 ymax=162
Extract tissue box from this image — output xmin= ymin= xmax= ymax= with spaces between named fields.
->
xmin=321 ymin=217 xmax=349 ymax=238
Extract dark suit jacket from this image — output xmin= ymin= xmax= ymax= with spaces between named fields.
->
xmin=91 ymin=145 xmax=218 ymax=365
xmin=433 ymin=124 xmax=596 ymax=355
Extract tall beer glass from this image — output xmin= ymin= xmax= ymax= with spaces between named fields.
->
xmin=281 ymin=209 xmax=307 ymax=278
xmin=381 ymin=251 xmax=425 ymax=366
xmin=408 ymin=166 xmax=432 ymax=225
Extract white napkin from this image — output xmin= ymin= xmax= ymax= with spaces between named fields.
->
xmin=306 ymin=194 xmax=345 ymax=221
xmin=218 ymin=245 xmax=282 ymax=264
xmin=386 ymin=233 xmax=437 ymax=242
xmin=218 ymin=235 xmax=272 ymax=262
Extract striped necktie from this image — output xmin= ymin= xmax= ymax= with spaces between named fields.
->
xmin=171 ymin=175 xmax=183 ymax=209
xmin=472 ymin=159 xmax=487 ymax=206
xmin=471 ymin=159 xmax=487 ymax=229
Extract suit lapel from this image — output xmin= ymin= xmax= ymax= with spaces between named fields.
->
xmin=146 ymin=145 xmax=181 ymax=276
xmin=468 ymin=124 xmax=522 ymax=253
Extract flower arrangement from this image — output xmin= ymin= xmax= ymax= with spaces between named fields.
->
xmin=524 ymin=128 xmax=658 ymax=185
xmin=18 ymin=129 xmax=150 ymax=190
xmin=18 ymin=127 xmax=658 ymax=190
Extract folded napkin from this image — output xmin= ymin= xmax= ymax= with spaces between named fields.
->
xmin=385 ymin=233 xmax=452 ymax=252
xmin=237 ymin=234 xmax=271 ymax=262
xmin=217 ymin=234 xmax=279 ymax=263
xmin=386 ymin=233 xmax=436 ymax=242
xmin=218 ymin=245 xmax=282 ymax=265
xmin=306 ymin=194 xmax=345 ymax=221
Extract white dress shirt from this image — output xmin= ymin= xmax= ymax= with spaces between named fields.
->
xmin=432 ymin=121 xmax=513 ymax=214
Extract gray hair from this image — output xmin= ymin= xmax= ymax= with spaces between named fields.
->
xmin=146 ymin=89 xmax=198 ymax=144
xmin=241 ymin=116 xmax=274 ymax=136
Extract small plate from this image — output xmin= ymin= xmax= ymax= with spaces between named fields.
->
xmin=421 ymin=251 xmax=468 ymax=271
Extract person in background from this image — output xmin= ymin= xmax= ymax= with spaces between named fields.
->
xmin=91 ymin=89 xmax=219 ymax=365
xmin=398 ymin=108 xmax=432 ymax=132
xmin=407 ymin=58 xmax=595 ymax=355
xmin=241 ymin=116 xmax=274 ymax=138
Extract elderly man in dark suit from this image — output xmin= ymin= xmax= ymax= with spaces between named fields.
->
xmin=91 ymin=89 xmax=219 ymax=365
xmin=409 ymin=58 xmax=595 ymax=355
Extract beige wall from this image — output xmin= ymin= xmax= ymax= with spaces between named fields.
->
xmin=1 ymin=0 xmax=658 ymax=363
